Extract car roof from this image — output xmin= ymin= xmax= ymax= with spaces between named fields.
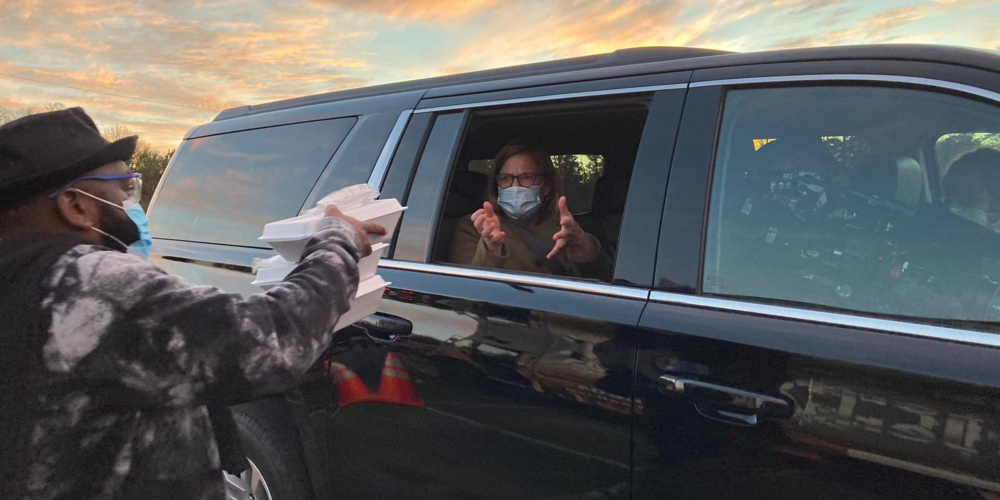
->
xmin=214 ymin=44 xmax=1000 ymax=122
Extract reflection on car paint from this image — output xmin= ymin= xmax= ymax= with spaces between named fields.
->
xmin=325 ymin=272 xmax=637 ymax=498
xmin=780 ymin=377 xmax=1000 ymax=489
xmin=328 ymin=353 xmax=427 ymax=408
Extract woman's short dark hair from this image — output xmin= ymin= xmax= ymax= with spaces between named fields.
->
xmin=487 ymin=139 xmax=563 ymax=222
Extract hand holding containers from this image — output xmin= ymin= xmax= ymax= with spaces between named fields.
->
xmin=253 ymin=185 xmax=405 ymax=333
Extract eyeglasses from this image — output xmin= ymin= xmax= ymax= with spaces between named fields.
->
xmin=496 ymin=172 xmax=545 ymax=188
xmin=49 ymin=173 xmax=143 ymax=204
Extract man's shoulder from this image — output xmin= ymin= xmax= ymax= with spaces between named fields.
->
xmin=61 ymin=243 xmax=118 ymax=259
xmin=54 ymin=244 xmax=148 ymax=270
xmin=49 ymin=245 xmax=166 ymax=292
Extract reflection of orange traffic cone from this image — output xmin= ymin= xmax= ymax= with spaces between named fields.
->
xmin=330 ymin=362 xmax=373 ymax=408
xmin=373 ymin=353 xmax=426 ymax=407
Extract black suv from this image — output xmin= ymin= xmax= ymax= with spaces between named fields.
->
xmin=148 ymin=45 xmax=1000 ymax=500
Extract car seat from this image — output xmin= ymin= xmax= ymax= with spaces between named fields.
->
xmin=585 ymin=175 xmax=629 ymax=260
xmin=436 ymin=170 xmax=488 ymax=263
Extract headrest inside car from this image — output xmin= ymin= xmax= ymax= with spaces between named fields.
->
xmin=445 ymin=170 xmax=488 ymax=217
xmin=591 ymin=175 xmax=629 ymax=215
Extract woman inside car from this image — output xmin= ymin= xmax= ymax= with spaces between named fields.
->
xmin=451 ymin=140 xmax=612 ymax=279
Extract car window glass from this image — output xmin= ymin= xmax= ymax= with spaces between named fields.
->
xmin=704 ymin=86 xmax=1000 ymax=327
xmin=150 ymin=118 xmax=356 ymax=247
xmin=433 ymin=97 xmax=650 ymax=282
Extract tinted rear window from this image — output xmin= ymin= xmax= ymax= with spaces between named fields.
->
xmin=150 ymin=118 xmax=356 ymax=247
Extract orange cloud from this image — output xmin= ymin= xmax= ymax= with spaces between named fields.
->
xmin=1 ymin=0 xmax=379 ymax=149
xmin=437 ymin=0 xmax=978 ymax=75
xmin=440 ymin=0 xmax=717 ymax=72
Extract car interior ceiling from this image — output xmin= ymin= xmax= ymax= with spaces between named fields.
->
xmin=734 ymin=86 xmax=1000 ymax=132
xmin=433 ymin=101 xmax=649 ymax=265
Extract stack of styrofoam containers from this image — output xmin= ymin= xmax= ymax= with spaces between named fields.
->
xmin=253 ymin=198 xmax=406 ymax=332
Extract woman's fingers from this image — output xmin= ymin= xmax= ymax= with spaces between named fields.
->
xmin=557 ymin=199 xmax=580 ymax=230
xmin=550 ymin=219 xmax=588 ymax=259
xmin=552 ymin=228 xmax=573 ymax=242
xmin=558 ymin=196 xmax=571 ymax=218
xmin=471 ymin=208 xmax=484 ymax=221
xmin=473 ymin=211 xmax=492 ymax=234
xmin=487 ymin=230 xmax=505 ymax=245
xmin=473 ymin=205 xmax=504 ymax=236
xmin=482 ymin=219 xmax=497 ymax=237
xmin=557 ymin=196 xmax=581 ymax=227
xmin=473 ymin=201 xmax=504 ymax=254
xmin=482 ymin=223 xmax=505 ymax=250
xmin=547 ymin=238 xmax=567 ymax=260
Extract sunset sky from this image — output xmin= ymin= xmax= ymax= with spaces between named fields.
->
xmin=2 ymin=0 xmax=998 ymax=151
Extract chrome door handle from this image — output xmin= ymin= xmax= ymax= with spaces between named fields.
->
xmin=353 ymin=313 xmax=413 ymax=343
xmin=658 ymin=375 xmax=792 ymax=425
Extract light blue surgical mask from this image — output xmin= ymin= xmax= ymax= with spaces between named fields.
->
xmin=123 ymin=200 xmax=153 ymax=260
xmin=71 ymin=189 xmax=153 ymax=260
xmin=498 ymin=185 xmax=542 ymax=220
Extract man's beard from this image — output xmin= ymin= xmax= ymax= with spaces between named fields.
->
xmin=96 ymin=202 xmax=140 ymax=251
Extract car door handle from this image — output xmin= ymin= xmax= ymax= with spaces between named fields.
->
xmin=354 ymin=313 xmax=413 ymax=343
xmin=658 ymin=375 xmax=792 ymax=426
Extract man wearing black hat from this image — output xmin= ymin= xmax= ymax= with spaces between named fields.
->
xmin=0 ymin=107 xmax=385 ymax=498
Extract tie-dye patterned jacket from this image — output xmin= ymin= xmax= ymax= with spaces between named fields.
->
xmin=3 ymin=218 xmax=361 ymax=499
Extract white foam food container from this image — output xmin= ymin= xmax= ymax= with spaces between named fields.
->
xmin=357 ymin=242 xmax=388 ymax=282
xmin=333 ymin=275 xmax=390 ymax=332
xmin=259 ymin=199 xmax=405 ymax=262
xmin=342 ymin=199 xmax=406 ymax=246
xmin=252 ymin=242 xmax=388 ymax=290
xmin=259 ymin=215 xmax=324 ymax=262
xmin=251 ymin=257 xmax=299 ymax=289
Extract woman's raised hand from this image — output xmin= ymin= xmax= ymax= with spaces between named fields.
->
xmin=548 ymin=196 xmax=598 ymax=262
xmin=471 ymin=201 xmax=506 ymax=255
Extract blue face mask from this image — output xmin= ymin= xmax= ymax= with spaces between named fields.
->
xmin=122 ymin=200 xmax=153 ymax=260
xmin=497 ymin=186 xmax=542 ymax=220
xmin=71 ymin=189 xmax=153 ymax=260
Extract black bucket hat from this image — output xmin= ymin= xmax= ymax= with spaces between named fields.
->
xmin=0 ymin=107 xmax=137 ymax=210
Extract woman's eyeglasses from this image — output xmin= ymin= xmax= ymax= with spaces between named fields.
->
xmin=496 ymin=173 xmax=545 ymax=188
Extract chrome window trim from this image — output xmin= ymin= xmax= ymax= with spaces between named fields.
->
xmin=378 ymin=259 xmax=650 ymax=300
xmin=414 ymin=76 xmax=1000 ymax=117
xmin=413 ymin=83 xmax=687 ymax=114
xmin=367 ymin=109 xmax=413 ymax=189
xmin=650 ymin=291 xmax=1000 ymax=349
xmin=690 ymin=74 xmax=1000 ymax=103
